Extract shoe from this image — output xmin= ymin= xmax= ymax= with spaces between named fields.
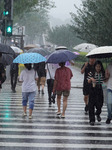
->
xmin=61 ymin=115 xmax=65 ymax=118
xmin=85 ymin=105 xmax=89 ymax=113
xmin=97 ymin=115 xmax=101 ymax=122
xmin=56 ymin=112 xmax=61 ymax=115
xmin=106 ymin=118 xmax=111 ymax=124
xmin=29 ymin=115 xmax=32 ymax=119
xmin=42 ymin=89 xmax=44 ymax=94
xmin=22 ymin=112 xmax=27 ymax=117
xmin=90 ymin=121 xmax=94 ymax=126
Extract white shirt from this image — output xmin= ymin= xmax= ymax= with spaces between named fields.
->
xmin=19 ymin=68 xmax=38 ymax=92
xmin=106 ymin=64 xmax=112 ymax=90
xmin=46 ymin=64 xmax=59 ymax=80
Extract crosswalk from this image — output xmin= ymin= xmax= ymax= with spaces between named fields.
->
xmin=0 ymin=83 xmax=112 ymax=150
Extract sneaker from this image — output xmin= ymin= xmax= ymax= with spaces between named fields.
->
xmin=56 ymin=112 xmax=61 ymax=115
xmin=97 ymin=115 xmax=101 ymax=122
xmin=61 ymin=115 xmax=65 ymax=118
xmin=22 ymin=112 xmax=27 ymax=117
xmin=106 ymin=118 xmax=111 ymax=124
xmin=29 ymin=115 xmax=32 ymax=119
xmin=90 ymin=121 xmax=95 ymax=126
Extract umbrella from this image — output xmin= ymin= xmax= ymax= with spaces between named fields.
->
xmin=24 ymin=44 xmax=39 ymax=50
xmin=1 ymin=54 xmax=14 ymax=66
xmin=55 ymin=46 xmax=67 ymax=50
xmin=27 ymin=48 xmax=51 ymax=56
xmin=0 ymin=43 xmax=15 ymax=55
xmin=46 ymin=50 xmax=77 ymax=64
xmin=73 ymin=43 xmax=98 ymax=52
xmin=86 ymin=46 xmax=112 ymax=58
xmin=11 ymin=46 xmax=23 ymax=53
xmin=74 ymin=51 xmax=80 ymax=55
xmin=13 ymin=53 xmax=46 ymax=64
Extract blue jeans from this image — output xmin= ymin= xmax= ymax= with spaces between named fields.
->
xmin=107 ymin=89 xmax=112 ymax=119
xmin=22 ymin=91 xmax=36 ymax=110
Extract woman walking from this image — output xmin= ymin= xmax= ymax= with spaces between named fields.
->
xmin=19 ymin=63 xmax=38 ymax=119
xmin=88 ymin=60 xmax=106 ymax=125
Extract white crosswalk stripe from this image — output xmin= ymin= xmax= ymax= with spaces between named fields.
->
xmin=0 ymin=83 xmax=112 ymax=150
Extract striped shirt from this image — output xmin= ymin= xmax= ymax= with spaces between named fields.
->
xmin=87 ymin=71 xmax=105 ymax=84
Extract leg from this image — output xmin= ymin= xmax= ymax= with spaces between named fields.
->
xmin=28 ymin=91 xmax=36 ymax=116
xmin=106 ymin=89 xmax=112 ymax=124
xmin=10 ymin=73 xmax=14 ymax=90
xmin=57 ymin=95 xmax=61 ymax=113
xmin=22 ymin=92 xmax=28 ymax=114
xmin=13 ymin=73 xmax=18 ymax=91
xmin=62 ymin=96 xmax=68 ymax=117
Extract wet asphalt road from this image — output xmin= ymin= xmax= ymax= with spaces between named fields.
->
xmin=0 ymin=66 xmax=111 ymax=150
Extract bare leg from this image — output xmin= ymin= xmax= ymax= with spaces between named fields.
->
xmin=57 ymin=95 xmax=61 ymax=113
xmin=29 ymin=108 xmax=33 ymax=116
xmin=84 ymin=95 xmax=89 ymax=105
xmin=23 ymin=106 xmax=27 ymax=113
xmin=62 ymin=96 xmax=68 ymax=116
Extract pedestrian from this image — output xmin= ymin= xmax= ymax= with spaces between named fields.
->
xmin=81 ymin=58 xmax=96 ymax=114
xmin=10 ymin=63 xmax=19 ymax=92
xmin=0 ymin=53 xmax=6 ymax=91
xmin=19 ymin=63 xmax=38 ymax=119
xmin=34 ymin=62 xmax=46 ymax=94
xmin=53 ymin=62 xmax=73 ymax=118
xmin=46 ymin=63 xmax=58 ymax=106
xmin=87 ymin=60 xmax=106 ymax=126
xmin=105 ymin=62 xmax=112 ymax=124
xmin=0 ymin=63 xmax=6 ymax=91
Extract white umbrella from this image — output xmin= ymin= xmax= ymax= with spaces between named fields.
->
xmin=11 ymin=46 xmax=23 ymax=53
xmin=73 ymin=43 xmax=98 ymax=52
xmin=86 ymin=46 xmax=112 ymax=58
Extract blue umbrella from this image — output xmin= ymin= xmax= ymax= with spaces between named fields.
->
xmin=13 ymin=53 xmax=46 ymax=64
xmin=46 ymin=50 xmax=77 ymax=64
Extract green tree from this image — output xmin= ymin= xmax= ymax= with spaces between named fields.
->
xmin=19 ymin=9 xmax=50 ymax=42
xmin=47 ymin=25 xmax=83 ymax=49
xmin=71 ymin=0 xmax=112 ymax=46
xmin=0 ymin=0 xmax=54 ymax=20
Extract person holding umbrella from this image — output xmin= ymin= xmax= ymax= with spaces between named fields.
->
xmin=19 ymin=63 xmax=38 ymax=119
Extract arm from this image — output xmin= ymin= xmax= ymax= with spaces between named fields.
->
xmin=105 ymin=69 xmax=110 ymax=81
xmin=81 ymin=62 xmax=88 ymax=74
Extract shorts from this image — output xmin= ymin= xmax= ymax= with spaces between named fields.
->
xmin=56 ymin=90 xmax=70 ymax=97
xmin=37 ymin=77 xmax=46 ymax=86
xmin=83 ymin=84 xmax=90 ymax=96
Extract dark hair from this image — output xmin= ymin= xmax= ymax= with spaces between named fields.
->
xmin=24 ymin=63 xmax=32 ymax=70
xmin=59 ymin=62 xmax=65 ymax=67
xmin=94 ymin=60 xmax=105 ymax=75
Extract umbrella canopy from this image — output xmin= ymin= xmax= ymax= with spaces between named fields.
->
xmin=0 ymin=43 xmax=15 ymax=55
xmin=27 ymin=48 xmax=51 ymax=56
xmin=1 ymin=54 xmax=14 ymax=66
xmin=24 ymin=44 xmax=39 ymax=50
xmin=55 ymin=46 xmax=67 ymax=50
xmin=73 ymin=43 xmax=98 ymax=52
xmin=86 ymin=46 xmax=112 ymax=58
xmin=11 ymin=46 xmax=23 ymax=53
xmin=46 ymin=50 xmax=77 ymax=64
xmin=13 ymin=53 xmax=46 ymax=64
xmin=74 ymin=51 xmax=80 ymax=55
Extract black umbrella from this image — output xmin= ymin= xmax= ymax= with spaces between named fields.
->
xmin=27 ymin=48 xmax=51 ymax=56
xmin=0 ymin=43 xmax=15 ymax=56
xmin=1 ymin=54 xmax=14 ymax=66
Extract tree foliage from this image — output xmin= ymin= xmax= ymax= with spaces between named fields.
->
xmin=19 ymin=9 xmax=49 ymax=39
xmin=71 ymin=0 xmax=112 ymax=46
xmin=0 ymin=0 xmax=54 ymax=20
xmin=46 ymin=25 xmax=83 ymax=49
